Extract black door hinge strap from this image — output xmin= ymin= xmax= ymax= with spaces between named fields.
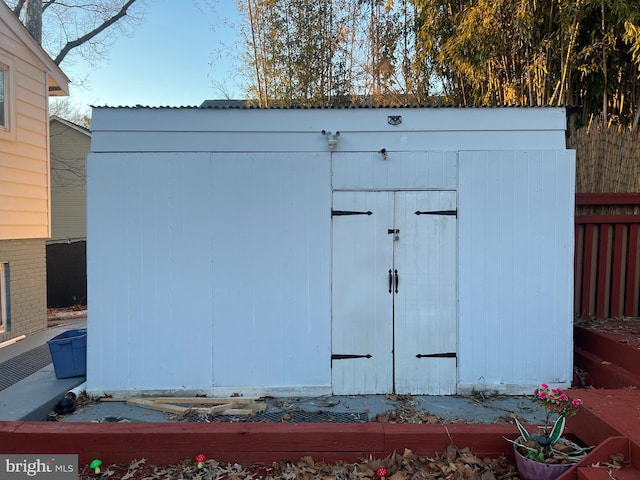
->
xmin=415 ymin=210 xmax=457 ymax=216
xmin=332 ymin=354 xmax=373 ymax=360
xmin=415 ymin=352 xmax=456 ymax=358
xmin=332 ymin=210 xmax=373 ymax=216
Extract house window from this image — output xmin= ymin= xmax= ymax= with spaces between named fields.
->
xmin=0 ymin=263 xmax=8 ymax=333
xmin=0 ymin=66 xmax=5 ymax=128
xmin=0 ymin=52 xmax=15 ymax=140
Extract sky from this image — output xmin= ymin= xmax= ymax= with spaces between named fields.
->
xmin=58 ymin=0 xmax=245 ymax=113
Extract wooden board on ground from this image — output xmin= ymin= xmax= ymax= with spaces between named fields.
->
xmin=152 ymin=397 xmax=257 ymax=405
xmin=126 ymin=398 xmax=210 ymax=416
xmin=124 ymin=396 xmax=266 ymax=417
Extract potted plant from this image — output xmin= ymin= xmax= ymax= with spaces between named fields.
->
xmin=506 ymin=384 xmax=591 ymax=480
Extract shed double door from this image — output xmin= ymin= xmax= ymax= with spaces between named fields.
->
xmin=331 ymin=190 xmax=457 ymax=395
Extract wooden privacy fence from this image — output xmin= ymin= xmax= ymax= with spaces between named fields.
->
xmin=575 ymin=193 xmax=640 ymax=319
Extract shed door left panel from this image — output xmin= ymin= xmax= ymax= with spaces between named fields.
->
xmin=331 ymin=191 xmax=394 ymax=394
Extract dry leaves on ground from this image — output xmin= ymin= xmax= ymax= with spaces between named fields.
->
xmin=79 ymin=447 xmax=519 ymax=480
xmin=371 ymin=402 xmax=464 ymax=424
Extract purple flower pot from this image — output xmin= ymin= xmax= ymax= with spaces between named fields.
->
xmin=513 ymin=438 xmax=573 ymax=480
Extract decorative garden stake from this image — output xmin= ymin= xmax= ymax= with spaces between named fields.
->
xmin=89 ymin=459 xmax=102 ymax=475
xmin=195 ymin=453 xmax=207 ymax=470
xmin=376 ymin=467 xmax=388 ymax=479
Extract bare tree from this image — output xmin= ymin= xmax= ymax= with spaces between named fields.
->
xmin=5 ymin=0 xmax=145 ymax=66
xmin=49 ymin=98 xmax=91 ymax=128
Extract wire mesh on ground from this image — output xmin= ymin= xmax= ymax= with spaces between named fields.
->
xmin=0 ymin=345 xmax=52 ymax=391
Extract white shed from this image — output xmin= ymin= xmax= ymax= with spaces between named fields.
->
xmin=87 ymin=106 xmax=575 ymax=397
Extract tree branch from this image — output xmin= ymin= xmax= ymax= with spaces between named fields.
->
xmin=53 ymin=0 xmax=138 ymax=66
xmin=42 ymin=1 xmax=58 ymax=12
xmin=12 ymin=0 xmax=26 ymax=17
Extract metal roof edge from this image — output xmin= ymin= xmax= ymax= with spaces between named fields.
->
xmin=91 ymin=104 xmax=579 ymax=111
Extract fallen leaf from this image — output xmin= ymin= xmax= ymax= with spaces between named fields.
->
xmin=389 ymin=471 xmax=407 ymax=480
xmin=610 ymin=453 xmax=625 ymax=465
xmin=445 ymin=444 xmax=458 ymax=461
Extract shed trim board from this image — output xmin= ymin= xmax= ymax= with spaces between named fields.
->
xmin=87 ymin=107 xmax=575 ymax=397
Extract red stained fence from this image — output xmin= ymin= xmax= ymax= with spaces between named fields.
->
xmin=575 ymin=193 xmax=640 ymax=319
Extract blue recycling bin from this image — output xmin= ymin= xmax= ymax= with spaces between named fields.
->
xmin=47 ymin=328 xmax=87 ymax=379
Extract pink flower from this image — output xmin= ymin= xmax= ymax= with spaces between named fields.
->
xmin=572 ymin=399 xmax=581 ymax=407
xmin=541 ymin=384 xmax=549 ymax=389
xmin=561 ymin=394 xmax=568 ymax=401
xmin=538 ymin=392 xmax=546 ymax=399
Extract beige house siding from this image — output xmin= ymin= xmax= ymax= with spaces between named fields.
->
xmin=49 ymin=118 xmax=88 ymax=242
xmin=0 ymin=5 xmax=68 ymax=241
xmin=0 ymin=2 xmax=69 ymax=339
xmin=0 ymin=239 xmax=47 ymax=341
xmin=0 ymin=38 xmax=50 ymax=240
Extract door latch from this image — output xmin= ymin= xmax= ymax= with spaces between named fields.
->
xmin=387 ymin=228 xmax=399 ymax=241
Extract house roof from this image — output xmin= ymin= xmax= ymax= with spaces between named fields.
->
xmin=50 ymin=115 xmax=91 ymax=136
xmin=0 ymin=2 xmax=69 ymax=96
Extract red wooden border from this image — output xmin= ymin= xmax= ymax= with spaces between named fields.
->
xmin=576 ymin=193 xmax=640 ymax=205
xmin=576 ymin=215 xmax=640 ymax=224
xmin=575 ymin=326 xmax=640 ymax=377
xmin=0 ymin=422 xmax=520 ymax=465
xmin=0 ymin=407 xmax=631 ymax=477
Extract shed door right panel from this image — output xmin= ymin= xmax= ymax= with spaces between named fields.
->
xmin=332 ymin=190 xmax=457 ymax=395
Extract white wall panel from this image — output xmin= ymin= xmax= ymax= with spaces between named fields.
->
xmin=87 ymin=152 xmax=331 ymax=395
xmin=209 ymin=152 xmax=331 ymax=390
xmin=332 ymin=151 xmax=457 ymax=190
xmin=457 ymin=150 xmax=575 ymax=394
xmin=87 ymin=153 xmax=216 ymax=392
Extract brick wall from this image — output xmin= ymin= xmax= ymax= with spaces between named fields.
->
xmin=0 ymin=239 xmax=47 ymax=341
